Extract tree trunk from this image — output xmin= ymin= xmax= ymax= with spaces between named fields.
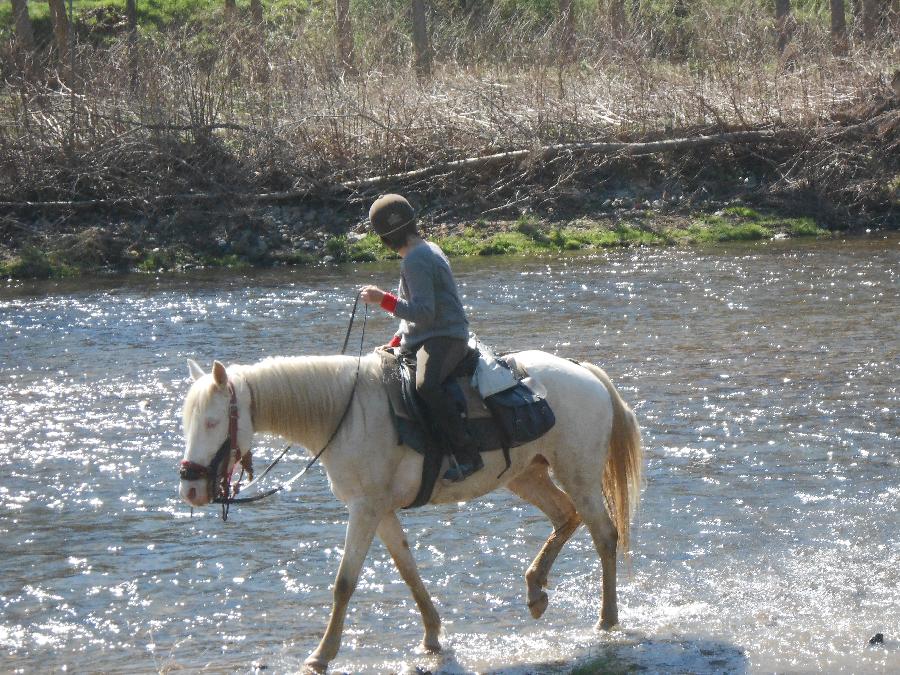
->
xmin=335 ymin=0 xmax=356 ymax=75
xmin=775 ymin=0 xmax=792 ymax=53
xmin=860 ymin=0 xmax=882 ymax=38
xmin=126 ymin=0 xmax=138 ymax=90
xmin=609 ymin=0 xmax=627 ymax=36
xmin=672 ymin=0 xmax=689 ymax=60
xmin=831 ymin=0 xmax=848 ymax=54
xmin=411 ymin=0 xmax=432 ymax=80
xmin=559 ymin=0 xmax=575 ymax=61
xmin=224 ymin=0 xmax=236 ymax=21
xmin=251 ymin=0 xmax=263 ymax=23
xmin=630 ymin=0 xmax=641 ymax=35
xmin=47 ymin=0 xmax=70 ymax=65
xmin=11 ymin=0 xmax=36 ymax=53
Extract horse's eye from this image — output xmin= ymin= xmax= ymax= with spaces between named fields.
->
xmin=205 ymin=419 xmax=220 ymax=430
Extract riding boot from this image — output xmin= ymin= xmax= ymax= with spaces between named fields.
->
xmin=440 ymin=415 xmax=484 ymax=483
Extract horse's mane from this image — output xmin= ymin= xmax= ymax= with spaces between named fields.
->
xmin=239 ymin=354 xmax=381 ymax=446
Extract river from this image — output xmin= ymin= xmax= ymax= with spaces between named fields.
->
xmin=1 ymin=234 xmax=897 ymax=674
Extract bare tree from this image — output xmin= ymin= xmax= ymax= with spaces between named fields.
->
xmin=860 ymin=0 xmax=889 ymax=38
xmin=335 ymin=0 xmax=356 ymax=75
xmin=11 ymin=0 xmax=36 ymax=53
xmin=126 ymin=0 xmax=138 ymax=89
xmin=673 ymin=0 xmax=689 ymax=60
xmin=47 ymin=0 xmax=70 ymax=66
xmin=251 ymin=0 xmax=263 ymax=23
xmin=775 ymin=0 xmax=792 ymax=53
xmin=608 ymin=0 xmax=628 ymax=36
xmin=224 ymin=0 xmax=236 ymax=21
xmin=630 ymin=0 xmax=642 ymax=35
xmin=412 ymin=0 xmax=432 ymax=79
xmin=830 ymin=0 xmax=848 ymax=55
xmin=559 ymin=0 xmax=575 ymax=61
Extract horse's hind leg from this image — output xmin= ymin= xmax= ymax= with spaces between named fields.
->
xmin=551 ymin=461 xmax=620 ymax=630
xmin=377 ymin=512 xmax=442 ymax=653
xmin=507 ymin=456 xmax=582 ymax=619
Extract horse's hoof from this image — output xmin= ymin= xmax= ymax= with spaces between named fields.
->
xmin=421 ymin=639 xmax=442 ymax=654
xmin=303 ymin=656 xmax=328 ymax=673
xmin=528 ymin=591 xmax=549 ymax=619
xmin=596 ymin=618 xmax=619 ymax=631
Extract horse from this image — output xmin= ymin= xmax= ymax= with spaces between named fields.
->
xmin=178 ymin=350 xmax=642 ymax=672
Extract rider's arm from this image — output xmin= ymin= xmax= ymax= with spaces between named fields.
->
xmin=385 ymin=254 xmax=435 ymax=327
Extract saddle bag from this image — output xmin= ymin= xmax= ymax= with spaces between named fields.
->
xmin=484 ymin=376 xmax=555 ymax=447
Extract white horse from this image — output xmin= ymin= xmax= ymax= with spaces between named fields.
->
xmin=179 ymin=350 xmax=642 ymax=672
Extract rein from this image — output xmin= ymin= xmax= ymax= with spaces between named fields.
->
xmin=197 ymin=291 xmax=368 ymax=520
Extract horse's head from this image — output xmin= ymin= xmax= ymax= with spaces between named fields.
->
xmin=179 ymin=359 xmax=254 ymax=507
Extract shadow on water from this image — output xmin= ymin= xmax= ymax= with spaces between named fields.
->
xmin=404 ymin=634 xmax=749 ymax=674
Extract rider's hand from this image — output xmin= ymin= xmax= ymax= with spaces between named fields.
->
xmin=360 ymin=285 xmax=385 ymax=305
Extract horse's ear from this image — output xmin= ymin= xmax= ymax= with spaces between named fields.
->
xmin=187 ymin=359 xmax=205 ymax=381
xmin=212 ymin=360 xmax=228 ymax=387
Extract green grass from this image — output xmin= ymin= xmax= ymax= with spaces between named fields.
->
xmin=679 ymin=216 xmax=773 ymax=243
xmin=322 ymin=233 xmax=395 ymax=263
xmin=0 ymin=246 xmax=77 ymax=279
xmin=786 ymin=217 xmax=826 ymax=237
xmin=671 ymin=208 xmax=828 ymax=243
xmin=429 ymin=221 xmax=668 ymax=258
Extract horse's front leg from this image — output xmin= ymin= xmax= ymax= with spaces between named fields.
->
xmin=305 ymin=500 xmax=384 ymax=672
xmin=377 ymin=512 xmax=441 ymax=653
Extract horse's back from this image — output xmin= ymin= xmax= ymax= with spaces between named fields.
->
xmin=504 ymin=349 xmax=615 ymax=445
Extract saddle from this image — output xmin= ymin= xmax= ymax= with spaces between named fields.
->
xmin=378 ymin=342 xmax=556 ymax=508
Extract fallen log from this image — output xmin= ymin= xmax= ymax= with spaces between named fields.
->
xmin=0 ymin=128 xmax=796 ymax=212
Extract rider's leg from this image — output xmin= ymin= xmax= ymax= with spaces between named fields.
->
xmin=414 ymin=336 xmax=483 ymax=480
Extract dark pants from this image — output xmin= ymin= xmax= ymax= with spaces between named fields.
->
xmin=412 ymin=336 xmax=475 ymax=459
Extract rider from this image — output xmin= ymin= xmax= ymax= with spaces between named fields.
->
xmin=360 ymin=194 xmax=483 ymax=482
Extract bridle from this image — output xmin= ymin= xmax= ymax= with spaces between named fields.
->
xmin=179 ymin=291 xmax=368 ymax=521
xmin=179 ymin=381 xmax=255 ymax=521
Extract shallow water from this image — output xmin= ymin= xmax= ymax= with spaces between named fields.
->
xmin=1 ymin=234 xmax=898 ymax=674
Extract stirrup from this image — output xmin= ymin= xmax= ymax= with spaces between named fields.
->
xmin=443 ymin=453 xmax=484 ymax=483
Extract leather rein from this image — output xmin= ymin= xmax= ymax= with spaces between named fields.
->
xmin=179 ymin=292 xmax=368 ymax=521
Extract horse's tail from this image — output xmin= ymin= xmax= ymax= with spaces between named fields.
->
xmin=580 ymin=362 xmax=643 ymax=553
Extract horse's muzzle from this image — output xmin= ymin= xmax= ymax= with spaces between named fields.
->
xmin=180 ymin=479 xmax=210 ymax=506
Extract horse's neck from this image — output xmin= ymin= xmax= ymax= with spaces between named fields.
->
xmin=242 ymin=356 xmax=359 ymax=451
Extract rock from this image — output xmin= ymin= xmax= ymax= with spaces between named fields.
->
xmin=869 ymin=633 xmax=884 ymax=645
xmin=348 ymin=231 xmax=366 ymax=243
xmin=321 ymin=255 xmax=335 ymax=264
xmin=231 ymin=230 xmax=268 ymax=261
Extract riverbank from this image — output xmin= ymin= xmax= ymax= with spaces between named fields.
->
xmin=0 ymin=202 xmax=849 ymax=279
xmin=2 ymin=2 xmax=897 ymax=279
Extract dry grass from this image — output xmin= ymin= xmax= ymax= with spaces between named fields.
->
xmin=0 ymin=1 xmax=897 ymax=223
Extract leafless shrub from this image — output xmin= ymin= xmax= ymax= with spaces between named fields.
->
xmin=0 ymin=1 xmax=896 ymax=221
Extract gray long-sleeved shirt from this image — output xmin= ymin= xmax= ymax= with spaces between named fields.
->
xmin=393 ymin=241 xmax=469 ymax=349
